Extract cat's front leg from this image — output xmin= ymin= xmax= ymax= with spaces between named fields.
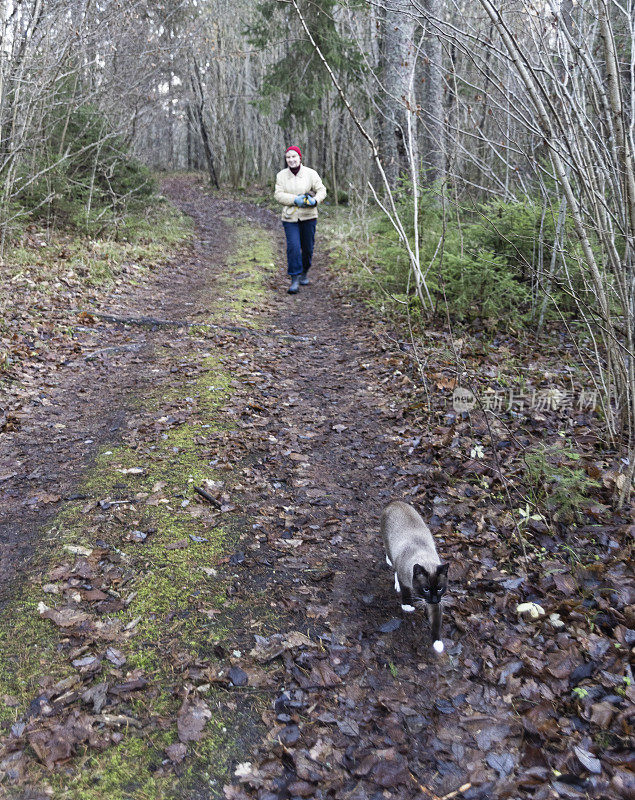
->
xmin=429 ymin=602 xmax=444 ymax=652
xmin=400 ymin=583 xmax=416 ymax=613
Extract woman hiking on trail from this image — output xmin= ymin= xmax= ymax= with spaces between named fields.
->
xmin=274 ymin=146 xmax=327 ymax=294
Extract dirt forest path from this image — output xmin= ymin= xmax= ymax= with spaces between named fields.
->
xmin=0 ymin=188 xmax=218 ymax=592
xmin=0 ymin=178 xmax=629 ymax=800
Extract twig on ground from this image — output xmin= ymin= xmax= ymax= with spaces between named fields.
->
xmin=84 ymin=311 xmax=191 ymax=327
xmin=442 ymin=785 xmax=472 ymax=800
xmin=194 ymin=485 xmax=222 ymax=508
xmin=409 ymin=773 xmax=472 ymax=800
xmin=78 ymin=310 xmax=312 ymax=341
xmin=85 ymin=344 xmax=145 ymax=361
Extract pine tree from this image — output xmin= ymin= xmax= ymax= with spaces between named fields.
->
xmin=246 ymin=0 xmax=363 ymax=133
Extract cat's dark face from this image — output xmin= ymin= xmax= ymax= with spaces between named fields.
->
xmin=412 ymin=563 xmax=449 ymax=605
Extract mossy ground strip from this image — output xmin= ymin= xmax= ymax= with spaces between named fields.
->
xmin=0 ymin=215 xmax=278 ymax=797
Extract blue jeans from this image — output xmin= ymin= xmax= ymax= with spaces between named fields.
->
xmin=283 ymin=219 xmax=317 ymax=276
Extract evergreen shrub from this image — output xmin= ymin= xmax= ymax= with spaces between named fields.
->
xmin=439 ymin=248 xmax=530 ymax=321
xmin=10 ymin=101 xmax=155 ymax=233
xmin=472 ymin=198 xmax=591 ymax=316
xmin=523 ymin=442 xmax=599 ymax=523
xmin=472 ymin=199 xmax=557 ymax=277
xmin=366 ymin=196 xmax=532 ymax=326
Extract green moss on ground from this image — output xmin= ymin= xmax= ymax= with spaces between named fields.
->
xmin=0 ymin=596 xmax=71 ymax=726
xmin=218 ymin=221 xmax=277 ymax=325
xmin=53 ymin=706 xmax=245 ymax=800
xmin=0 ymin=204 xmax=278 ymax=798
xmin=56 ymin=733 xmax=173 ymax=800
xmin=138 ymin=353 xmax=231 ymax=415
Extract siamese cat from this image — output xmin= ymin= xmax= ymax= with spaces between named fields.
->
xmin=380 ymin=501 xmax=449 ymax=653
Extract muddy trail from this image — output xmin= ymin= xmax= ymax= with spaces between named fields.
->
xmin=0 ymin=178 xmax=631 ymax=800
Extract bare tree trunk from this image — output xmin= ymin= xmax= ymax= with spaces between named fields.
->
xmin=189 ymin=56 xmax=220 ymax=189
xmin=380 ymin=0 xmax=418 ymax=189
xmin=420 ymin=0 xmax=445 ymax=188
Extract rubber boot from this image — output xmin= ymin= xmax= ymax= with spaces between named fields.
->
xmin=288 ymin=276 xmax=300 ymax=294
xmin=299 ymin=270 xmax=310 ymax=285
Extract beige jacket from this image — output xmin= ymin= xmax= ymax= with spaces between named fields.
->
xmin=274 ymin=165 xmax=327 ymax=222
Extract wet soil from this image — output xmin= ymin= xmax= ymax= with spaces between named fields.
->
xmin=0 ymin=182 xmax=270 ymax=598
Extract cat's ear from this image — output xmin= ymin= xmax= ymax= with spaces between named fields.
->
xmin=413 ymin=564 xmax=427 ymax=580
xmin=436 ymin=563 xmax=449 ymax=585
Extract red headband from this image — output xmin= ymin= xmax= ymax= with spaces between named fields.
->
xmin=285 ymin=146 xmax=302 ymax=159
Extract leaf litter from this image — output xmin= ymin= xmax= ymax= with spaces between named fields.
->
xmin=0 ymin=179 xmax=632 ymax=798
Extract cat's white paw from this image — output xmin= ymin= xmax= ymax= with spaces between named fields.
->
xmin=432 ymin=640 xmax=444 ymax=653
xmin=401 ymin=604 xmax=416 ymax=613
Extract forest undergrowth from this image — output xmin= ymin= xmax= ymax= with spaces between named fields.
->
xmin=319 ymin=198 xmax=630 ymax=516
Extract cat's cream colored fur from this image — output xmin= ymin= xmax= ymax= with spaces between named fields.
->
xmin=381 ymin=500 xmax=447 ymax=653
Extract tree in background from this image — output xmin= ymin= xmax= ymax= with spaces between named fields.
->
xmin=378 ymin=0 xmax=418 ymax=188
xmin=0 ymin=0 xmax=182 ymax=245
xmin=246 ymin=0 xmax=364 ymax=184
